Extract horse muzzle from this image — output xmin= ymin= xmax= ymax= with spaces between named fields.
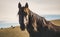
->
xmin=20 ymin=25 xmax=25 ymax=31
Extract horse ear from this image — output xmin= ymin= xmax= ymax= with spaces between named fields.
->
xmin=18 ymin=2 xmax=21 ymax=8
xmin=25 ymin=2 xmax=28 ymax=8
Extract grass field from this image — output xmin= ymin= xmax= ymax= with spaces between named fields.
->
xmin=0 ymin=19 xmax=60 ymax=37
xmin=0 ymin=26 xmax=29 ymax=37
xmin=51 ymin=19 xmax=60 ymax=26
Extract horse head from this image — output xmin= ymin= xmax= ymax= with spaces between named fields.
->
xmin=18 ymin=2 xmax=30 ymax=31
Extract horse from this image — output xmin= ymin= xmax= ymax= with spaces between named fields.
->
xmin=18 ymin=2 xmax=60 ymax=37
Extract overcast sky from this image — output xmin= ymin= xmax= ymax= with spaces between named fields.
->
xmin=0 ymin=0 xmax=60 ymax=23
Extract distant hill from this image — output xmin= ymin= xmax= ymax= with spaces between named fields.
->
xmin=0 ymin=26 xmax=29 ymax=37
xmin=51 ymin=19 xmax=60 ymax=26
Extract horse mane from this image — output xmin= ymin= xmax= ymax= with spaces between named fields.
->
xmin=28 ymin=10 xmax=60 ymax=32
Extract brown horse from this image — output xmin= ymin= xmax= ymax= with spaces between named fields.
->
xmin=18 ymin=2 xmax=60 ymax=37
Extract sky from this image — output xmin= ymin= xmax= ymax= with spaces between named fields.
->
xmin=0 ymin=0 xmax=60 ymax=23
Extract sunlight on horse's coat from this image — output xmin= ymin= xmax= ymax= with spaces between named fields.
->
xmin=32 ymin=15 xmax=38 ymax=32
xmin=24 ymin=8 xmax=30 ymax=15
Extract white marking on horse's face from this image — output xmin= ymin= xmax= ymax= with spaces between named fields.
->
xmin=24 ymin=15 xmax=29 ymax=26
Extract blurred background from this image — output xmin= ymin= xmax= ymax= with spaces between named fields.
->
xmin=0 ymin=0 xmax=60 ymax=28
